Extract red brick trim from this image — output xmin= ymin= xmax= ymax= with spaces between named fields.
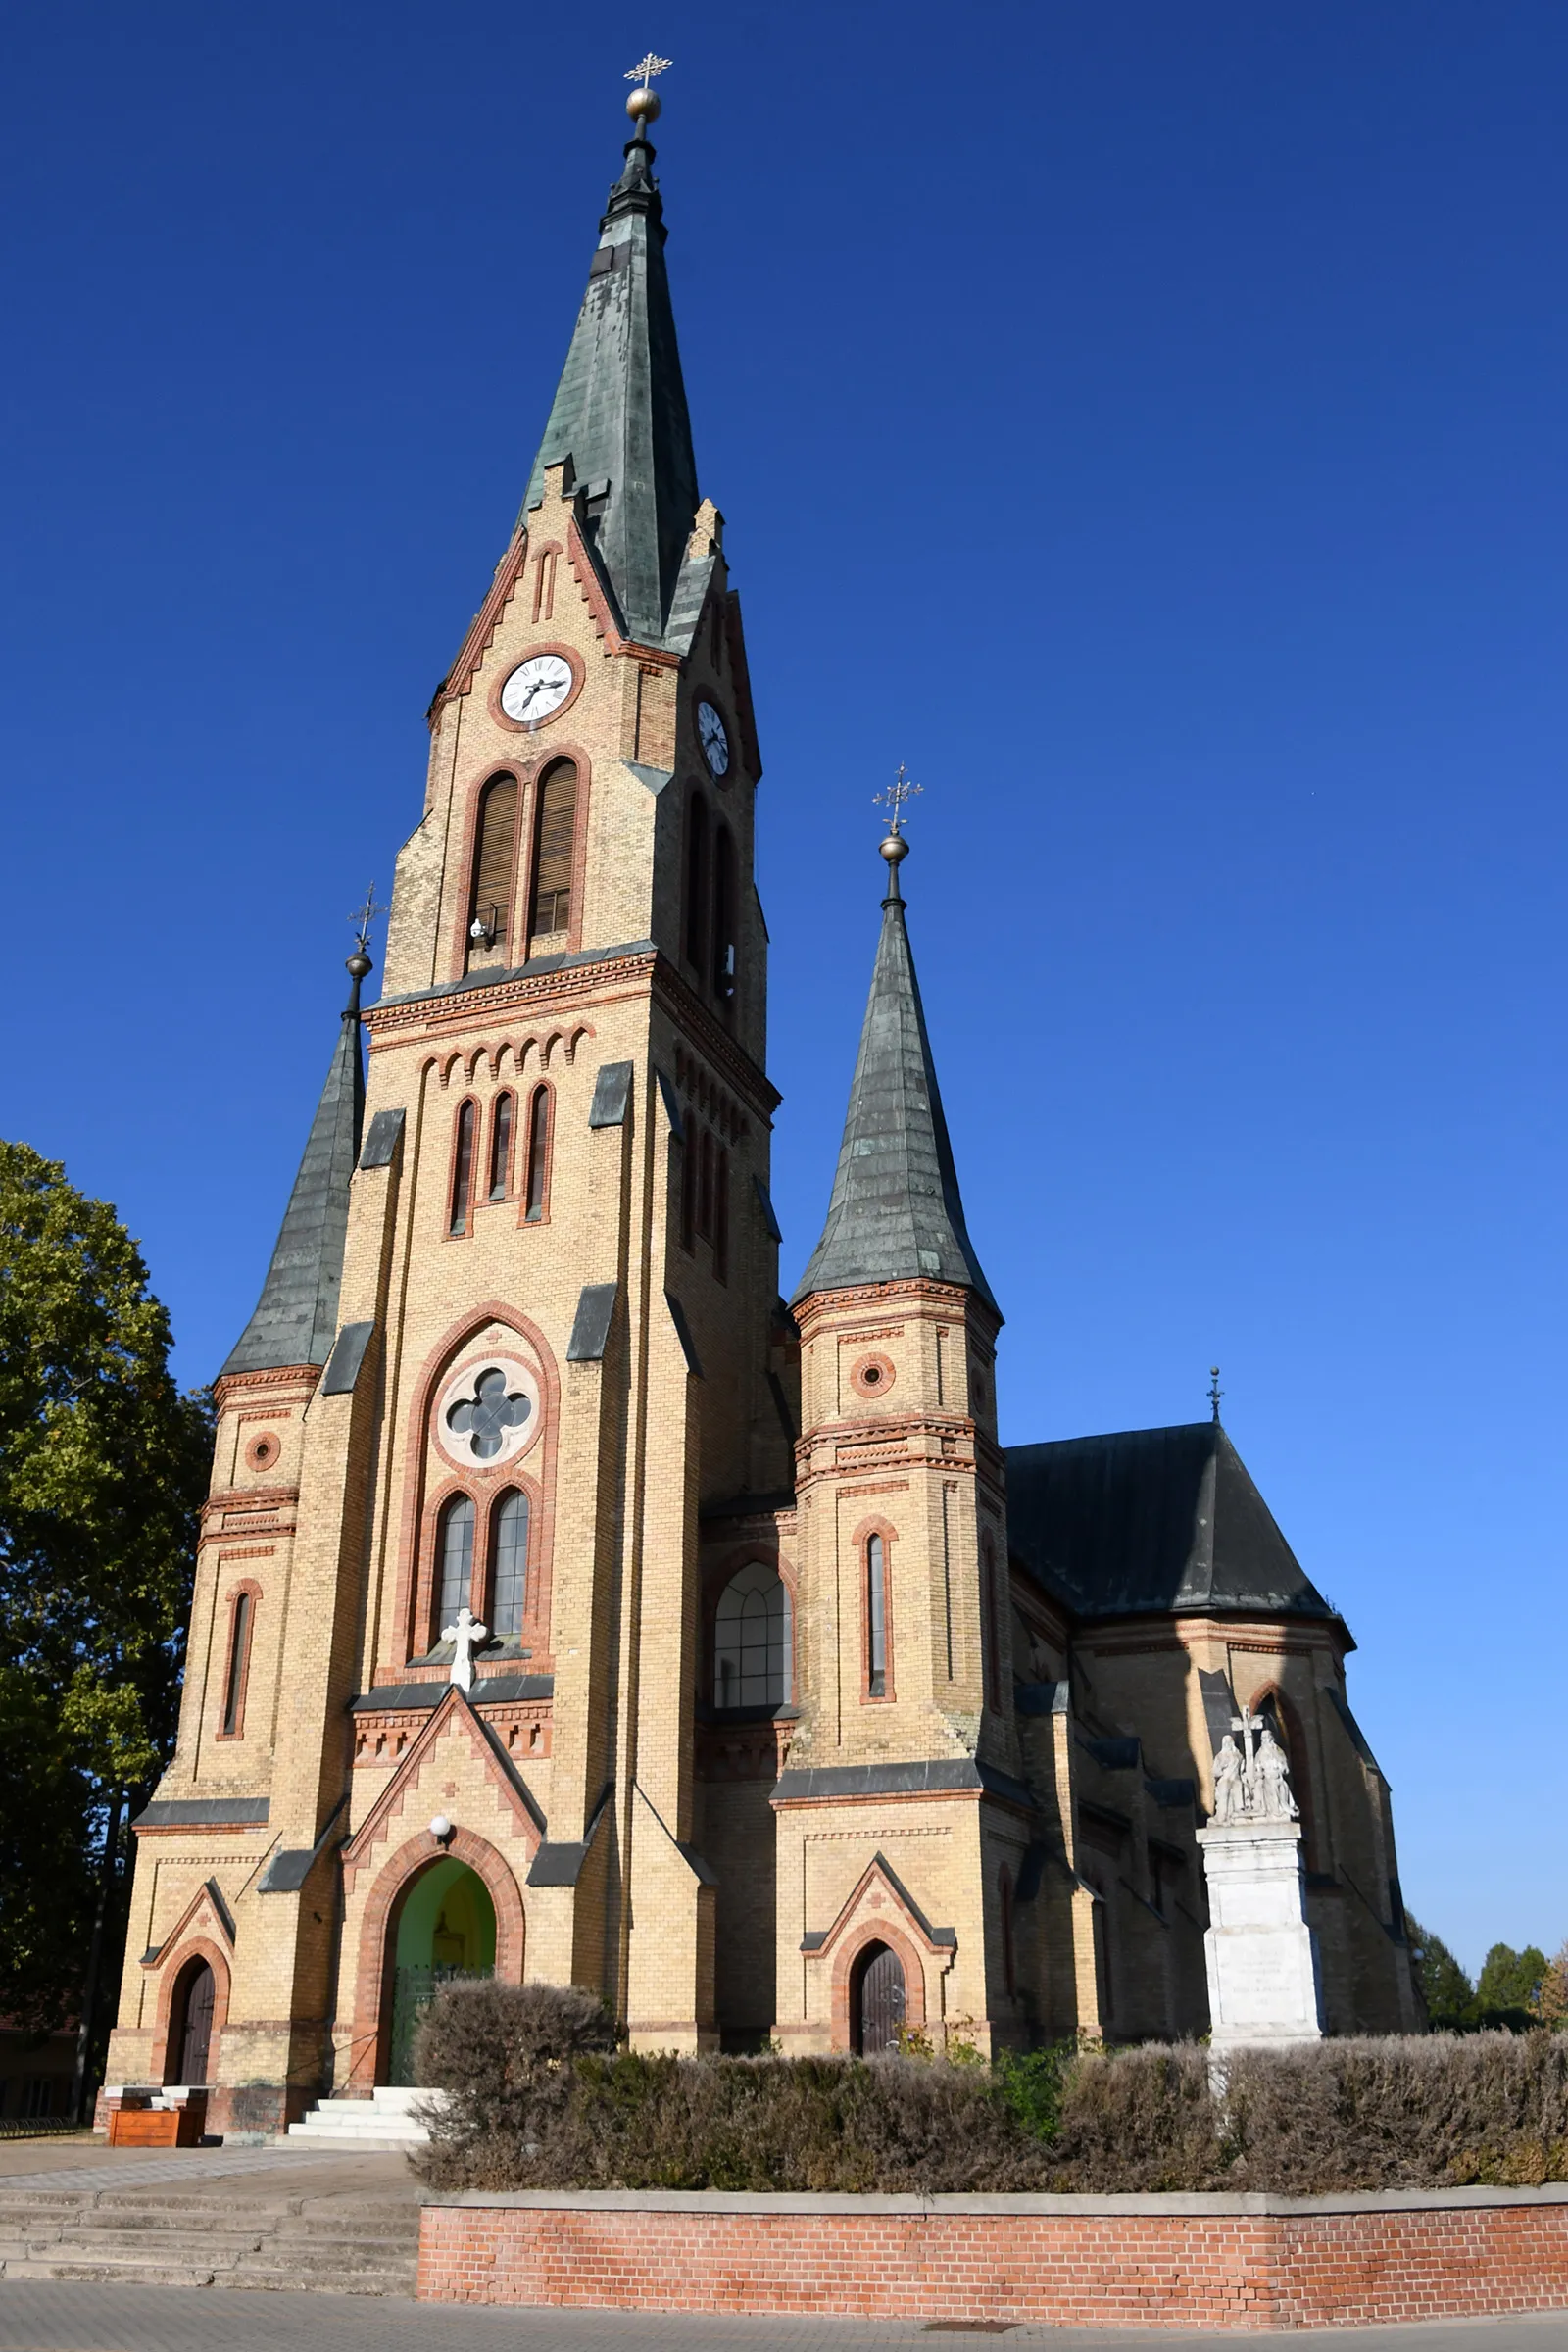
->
xmin=431 ymin=528 xmax=529 ymax=721
xmin=416 ymin=2194 xmax=1568 ymax=2328
xmin=150 ymin=1938 xmax=230 ymax=2086
xmin=830 ymin=1919 xmax=927 ymax=2050
xmin=243 ymin=1431 xmax=282 ymax=1471
xmin=849 ymin=1352 xmax=896 ymax=1399
xmin=345 ymin=1824 xmax=526 ymax=2092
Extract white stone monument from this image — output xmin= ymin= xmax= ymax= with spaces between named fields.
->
xmin=1197 ymin=1704 xmax=1324 ymax=2050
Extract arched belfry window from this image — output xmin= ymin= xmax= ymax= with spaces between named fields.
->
xmin=466 ymin=775 xmax=518 ymax=967
xmin=710 ymin=824 xmax=736 ymax=1004
xmin=684 ymin=792 xmax=709 ymax=972
xmin=713 ymin=1562 xmax=791 ymax=1709
xmin=865 ymin=1533 xmax=888 ymax=1698
xmin=435 ymin=1494 xmax=475 ymax=1633
xmin=488 ymin=1093 xmax=514 ymax=1200
xmin=490 ymin=1490 xmax=529 ymax=1637
xmin=528 ymin=759 xmax=579 ymax=945
xmin=220 ymin=1591 xmax=254 ymax=1738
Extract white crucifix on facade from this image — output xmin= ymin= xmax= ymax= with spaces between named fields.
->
xmin=442 ymin=1605 xmax=489 ymax=1694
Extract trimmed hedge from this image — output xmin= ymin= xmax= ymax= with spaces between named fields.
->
xmin=413 ymin=1982 xmax=1568 ymax=2195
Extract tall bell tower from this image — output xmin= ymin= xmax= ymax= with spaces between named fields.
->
xmin=108 ymin=71 xmax=789 ymax=2132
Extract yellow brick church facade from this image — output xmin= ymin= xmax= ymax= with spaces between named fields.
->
xmin=108 ymin=98 xmax=1418 ymax=2136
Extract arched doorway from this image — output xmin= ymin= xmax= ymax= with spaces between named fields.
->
xmin=166 ymin=1959 xmax=216 ymax=2085
xmin=850 ymin=1940 xmax=906 ymax=2055
xmin=385 ymin=1857 xmax=497 ymax=2085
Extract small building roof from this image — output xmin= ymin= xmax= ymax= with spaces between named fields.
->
xmin=1004 ymin=1420 xmax=1342 ymax=1628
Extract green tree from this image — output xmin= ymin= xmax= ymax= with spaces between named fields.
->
xmin=1404 ymin=1914 xmax=1475 ymax=2026
xmin=1475 ymin=1942 xmax=1549 ymax=2023
xmin=0 ymin=1143 xmax=211 ymax=2077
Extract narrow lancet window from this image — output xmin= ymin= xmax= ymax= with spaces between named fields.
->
xmin=523 ymin=1086 xmax=551 ymax=1221
xmin=449 ymin=1102 xmax=476 ymax=1235
xmin=490 ymin=1490 xmax=529 ymax=1637
xmin=528 ymin=760 xmax=579 ymax=943
xmin=436 ymin=1495 xmax=475 ymax=1632
xmin=488 ymin=1092 xmax=514 ymax=1200
xmin=466 ymin=775 xmax=519 ymax=966
xmin=866 ymin=1534 xmax=888 ymax=1698
xmin=220 ymin=1591 xmax=253 ymax=1737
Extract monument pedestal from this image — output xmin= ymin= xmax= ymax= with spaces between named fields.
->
xmin=1197 ymin=1819 xmax=1324 ymax=2051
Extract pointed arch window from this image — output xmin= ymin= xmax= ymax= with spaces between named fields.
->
xmin=488 ymin=1092 xmax=514 ymax=1200
xmin=449 ymin=1102 xmax=477 ymax=1236
xmin=220 ymin=1590 xmax=254 ymax=1739
xmin=714 ymin=1562 xmax=791 ymax=1709
xmin=489 ymin=1490 xmax=529 ymax=1637
xmin=523 ymin=1084 xmax=552 ymax=1222
xmin=865 ymin=1533 xmax=889 ymax=1699
xmin=684 ymin=792 xmax=709 ymax=972
xmin=435 ymin=1494 xmax=475 ymax=1632
xmin=710 ymin=824 xmax=736 ymax=1004
xmin=528 ymin=759 xmax=579 ymax=944
xmin=466 ymin=774 xmax=519 ymax=966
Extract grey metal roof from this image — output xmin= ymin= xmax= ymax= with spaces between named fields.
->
xmin=220 ymin=992 xmax=364 ymax=1377
xmin=1004 ymin=1420 xmax=1341 ymax=1626
xmin=793 ymin=879 xmax=997 ymax=1312
xmin=519 ymin=133 xmax=700 ymax=650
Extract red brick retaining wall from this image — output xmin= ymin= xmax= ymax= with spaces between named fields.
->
xmin=416 ymin=2187 xmax=1568 ymax=2330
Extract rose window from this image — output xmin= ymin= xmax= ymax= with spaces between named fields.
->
xmin=434 ymin=1354 xmax=541 ymax=1470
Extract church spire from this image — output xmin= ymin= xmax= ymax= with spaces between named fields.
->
xmin=794 ymin=825 xmax=999 ymax=1314
xmin=220 ymin=955 xmax=368 ymax=1377
xmin=518 ymin=62 xmax=699 ymax=649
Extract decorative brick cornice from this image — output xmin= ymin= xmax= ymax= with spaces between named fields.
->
xmin=792 ymin=1280 xmax=997 ymax=1343
xmin=213 ymin=1366 xmax=319 ymax=1408
xmin=200 ymin=1485 xmax=299 ymax=1524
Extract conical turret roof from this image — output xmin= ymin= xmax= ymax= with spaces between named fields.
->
xmin=794 ymin=846 xmax=998 ymax=1313
xmin=220 ymin=972 xmax=365 ymax=1377
xmin=519 ymin=127 xmax=700 ymax=649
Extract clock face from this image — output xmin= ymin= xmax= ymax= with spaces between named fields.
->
xmin=501 ymin=654 xmax=573 ymax=726
xmin=697 ymin=699 xmax=730 ymax=778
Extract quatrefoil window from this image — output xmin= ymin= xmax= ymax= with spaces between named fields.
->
xmin=434 ymin=1354 xmax=541 ymax=1471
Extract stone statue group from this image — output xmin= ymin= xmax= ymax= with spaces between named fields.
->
xmin=1212 ymin=1709 xmax=1299 ymax=1825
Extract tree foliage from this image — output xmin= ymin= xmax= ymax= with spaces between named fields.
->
xmin=1476 ymin=1942 xmax=1550 ymax=2025
xmin=1406 ymin=1913 xmax=1476 ymax=2026
xmin=0 ymin=1142 xmax=211 ymax=2036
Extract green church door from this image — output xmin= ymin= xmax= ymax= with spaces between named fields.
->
xmin=385 ymin=1857 xmax=497 ymax=2087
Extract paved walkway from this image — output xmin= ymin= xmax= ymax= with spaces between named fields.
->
xmin=0 ymin=2284 xmax=1567 ymax=2351
xmin=0 ymin=2138 xmax=415 ymax=2195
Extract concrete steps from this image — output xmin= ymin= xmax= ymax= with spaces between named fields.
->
xmin=286 ymin=2085 xmax=441 ymax=2149
xmin=0 ymin=2180 xmax=420 ymax=2295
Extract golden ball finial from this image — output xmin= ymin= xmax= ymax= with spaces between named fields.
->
xmin=626 ymin=84 xmax=662 ymax=129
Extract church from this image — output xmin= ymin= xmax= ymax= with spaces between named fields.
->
xmin=107 ymin=83 xmax=1418 ymax=2137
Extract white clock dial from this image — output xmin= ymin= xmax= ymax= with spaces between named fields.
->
xmin=698 ymin=699 xmax=730 ymax=777
xmin=501 ymin=654 xmax=573 ymax=726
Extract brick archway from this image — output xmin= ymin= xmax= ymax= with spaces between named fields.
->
xmin=149 ymin=1936 xmax=231 ymax=2085
xmin=345 ymin=1827 xmax=525 ymax=2094
xmin=828 ymin=1919 xmax=927 ymax=2051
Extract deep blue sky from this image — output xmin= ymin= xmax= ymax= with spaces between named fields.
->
xmin=3 ymin=2 xmax=1563 ymax=1976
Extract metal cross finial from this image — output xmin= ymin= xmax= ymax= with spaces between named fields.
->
xmin=349 ymin=884 xmax=388 ymax=956
xmin=625 ymin=52 xmax=672 ymax=91
xmin=1209 ymin=1365 xmax=1224 ymax=1423
xmin=873 ymin=764 xmax=924 ymax=837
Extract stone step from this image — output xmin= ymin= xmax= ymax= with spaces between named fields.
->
xmin=51 ymin=2227 xmax=263 ymax=2262
xmin=3 ymin=2254 xmax=220 ymax=2287
xmin=220 ymin=2260 xmax=416 ymax=2296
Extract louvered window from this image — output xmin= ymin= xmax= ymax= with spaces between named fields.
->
xmin=684 ymin=794 xmax=708 ymax=970
xmin=528 ymin=760 xmax=578 ymax=941
xmin=449 ymin=1102 xmax=476 ymax=1235
xmin=466 ymin=775 xmax=518 ymax=966
xmin=710 ymin=825 xmax=736 ymax=1004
